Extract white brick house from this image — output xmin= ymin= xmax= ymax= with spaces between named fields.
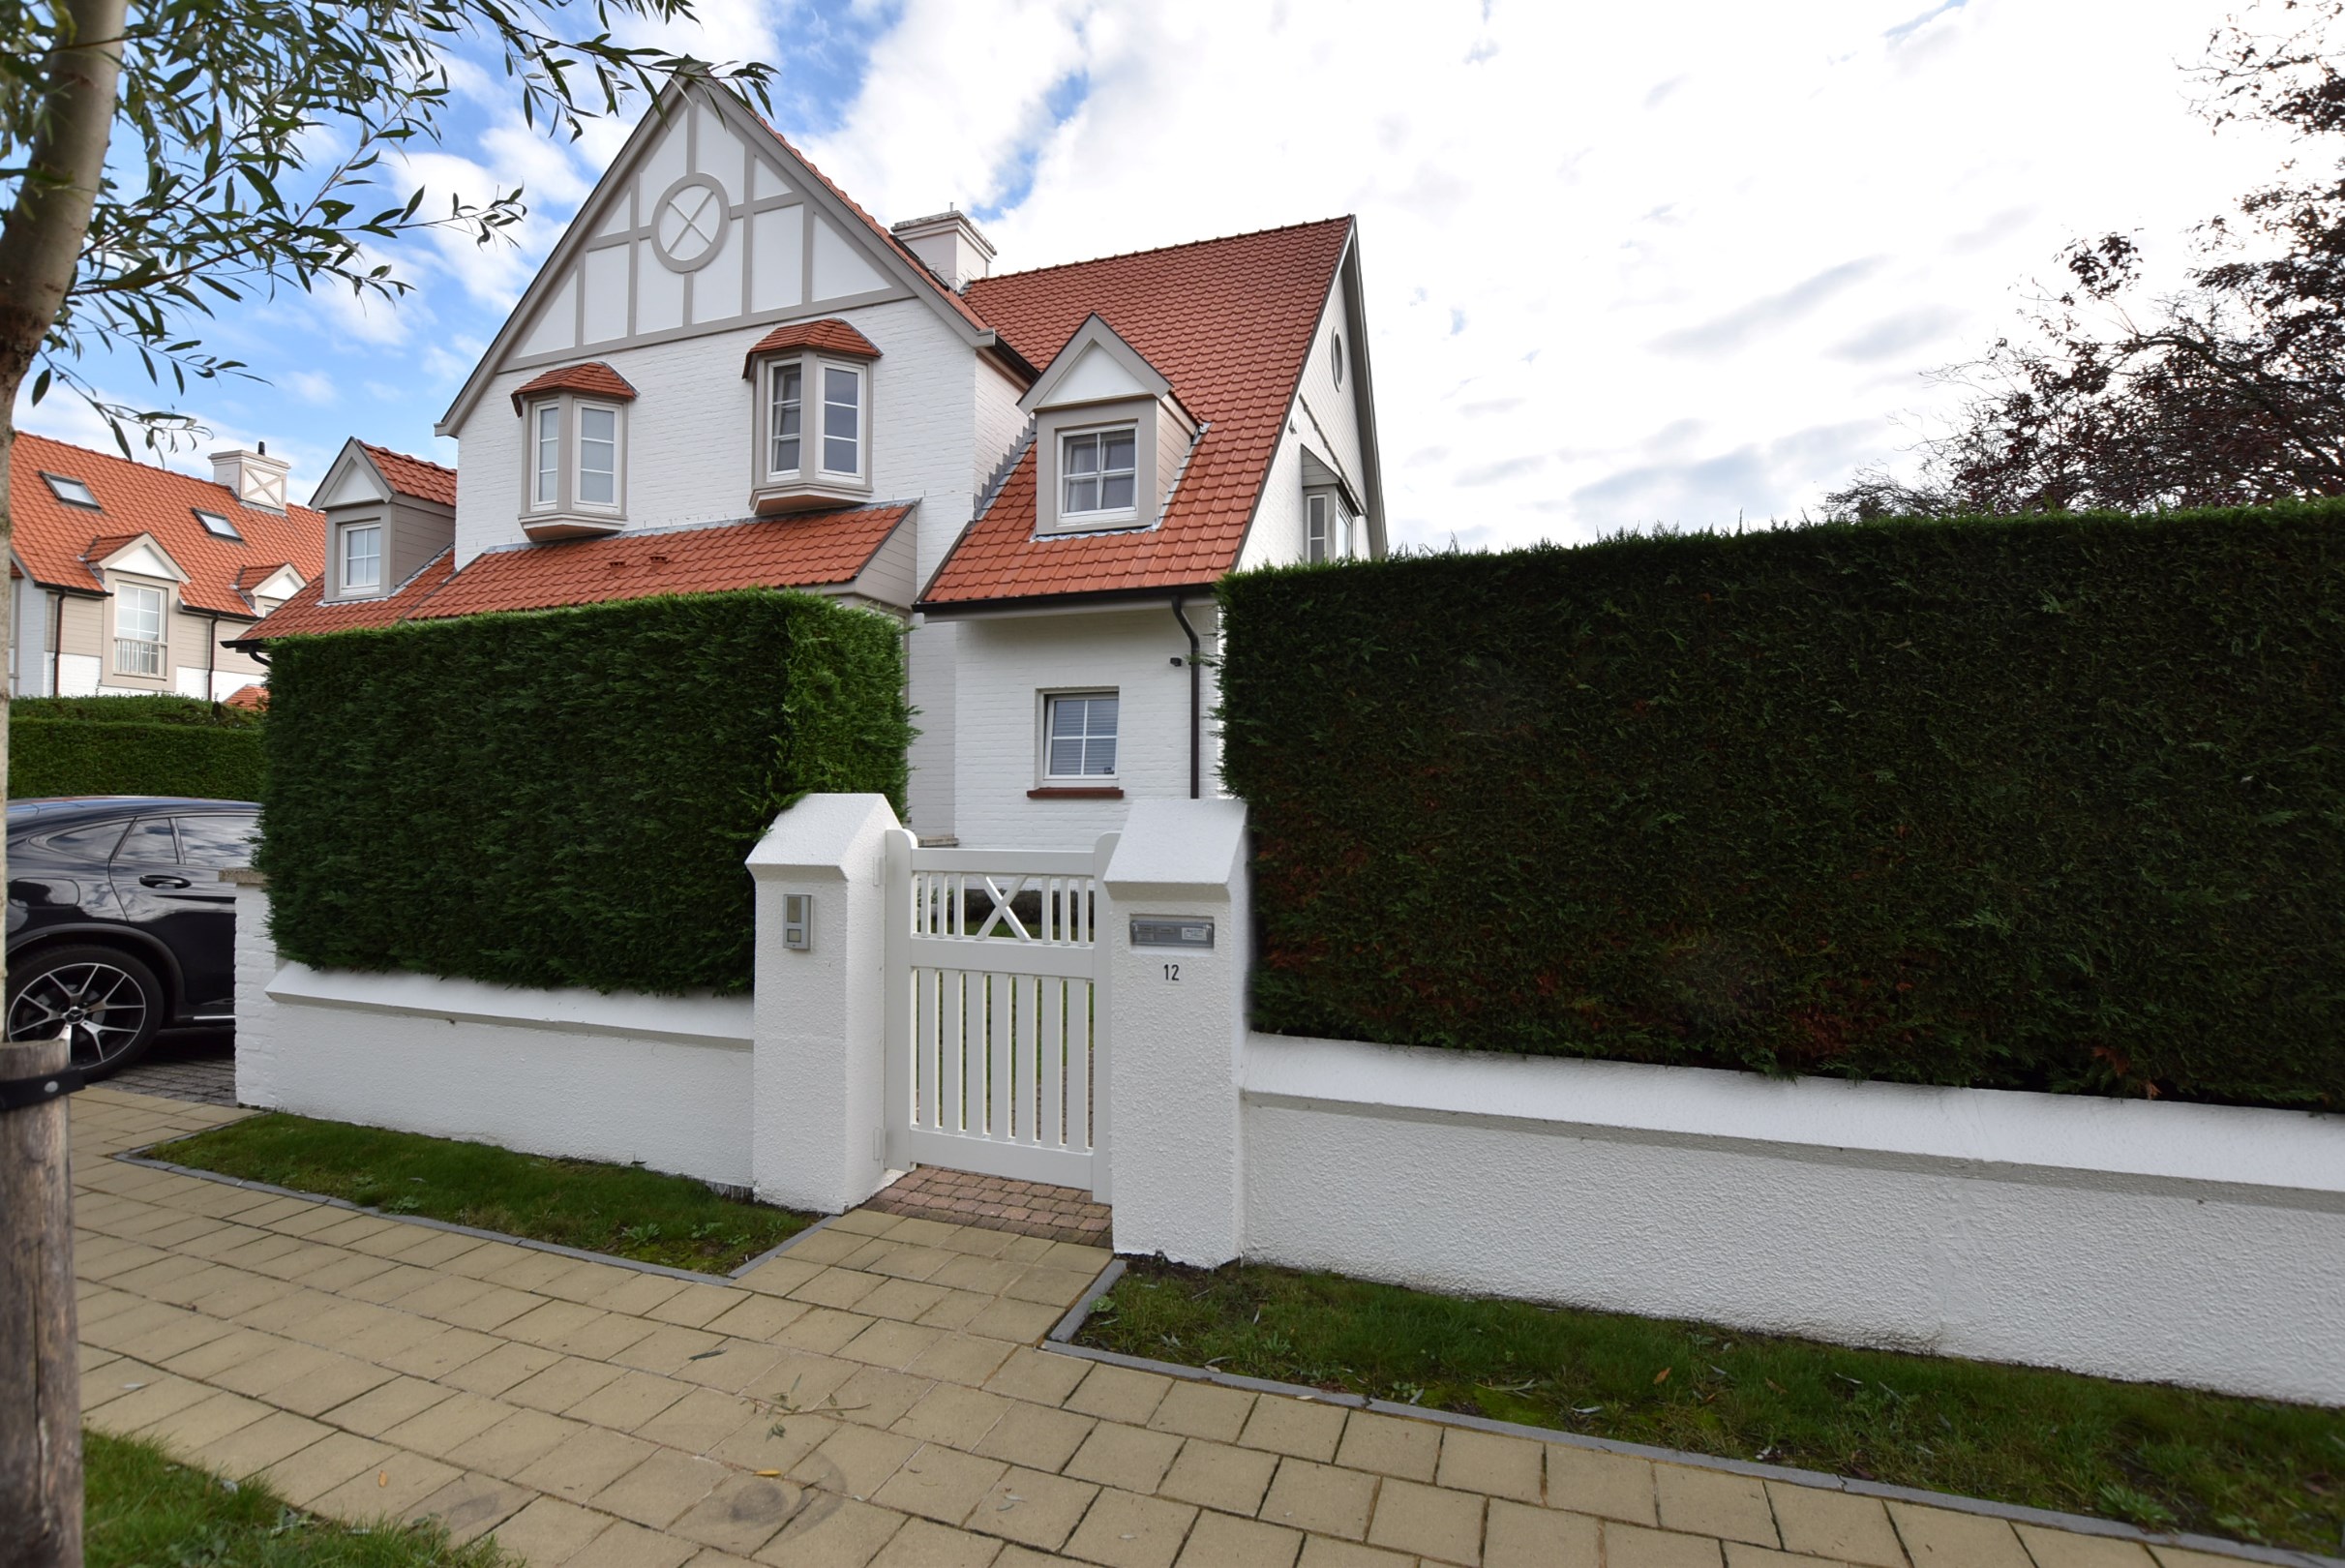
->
xmin=250 ymin=78 xmax=1385 ymax=849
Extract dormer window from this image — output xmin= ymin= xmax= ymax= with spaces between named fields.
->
xmin=767 ymin=363 xmax=803 ymax=475
xmin=194 ymin=508 xmax=242 ymax=541
xmin=744 ymin=320 xmax=880 ymax=513
xmin=44 ymin=473 xmax=99 ymax=509
xmin=1062 ymin=426 xmax=1137 ymax=522
xmin=821 ymin=365 xmax=864 ymax=478
xmin=508 ymin=361 xmax=636 ymax=539
xmin=1306 ymin=489 xmax=1351 ymax=563
xmin=341 ymin=523 xmax=382 ymax=594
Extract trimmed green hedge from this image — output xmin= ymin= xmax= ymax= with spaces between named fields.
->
xmin=15 ymin=693 xmax=261 ymax=728
xmin=1219 ymin=500 xmax=2345 ymax=1110
xmin=11 ymin=715 xmax=264 ymax=799
xmin=257 ymin=589 xmax=911 ymax=995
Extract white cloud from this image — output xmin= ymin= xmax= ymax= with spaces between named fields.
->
xmin=14 ymin=379 xmax=335 ymax=501
xmin=800 ymin=0 xmax=2300 ymax=544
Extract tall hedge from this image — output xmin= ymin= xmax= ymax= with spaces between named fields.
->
xmin=1219 ymin=500 xmax=2345 ymax=1111
xmin=10 ymin=718 xmax=264 ymax=800
xmin=257 ymin=589 xmax=910 ymax=995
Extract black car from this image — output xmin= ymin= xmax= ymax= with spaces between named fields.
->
xmin=6 ymin=796 xmax=258 ymax=1074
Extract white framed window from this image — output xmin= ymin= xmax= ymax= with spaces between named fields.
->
xmin=114 ymin=583 xmax=165 ymax=676
xmin=531 ymin=402 xmax=561 ymax=509
xmin=44 ymin=472 xmax=99 ymax=509
xmin=768 ymin=362 xmax=804 ymax=476
xmin=576 ymin=402 xmax=620 ymax=508
xmin=1332 ymin=330 xmax=1344 ymax=388
xmin=1062 ymin=426 xmax=1138 ymax=520
xmin=193 ymin=507 xmax=242 ymax=540
xmin=1043 ymin=691 xmax=1119 ymax=779
xmin=341 ymin=523 xmax=382 ymax=593
xmin=820 ymin=364 xmax=862 ymax=477
xmin=1307 ymin=495 xmax=1330 ymax=563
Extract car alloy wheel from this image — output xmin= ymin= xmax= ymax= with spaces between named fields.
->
xmin=8 ymin=956 xmax=158 ymax=1070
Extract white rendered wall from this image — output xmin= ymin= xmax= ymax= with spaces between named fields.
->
xmin=1291 ymin=282 xmax=1366 ymax=502
xmin=55 ymin=651 xmax=100 ymax=697
xmin=11 ymin=581 xmax=47 ymax=696
xmin=1239 ymin=1037 xmax=2345 ymax=1405
xmin=230 ymin=881 xmax=754 ymax=1188
xmin=950 ymin=603 xmax=1223 ymax=851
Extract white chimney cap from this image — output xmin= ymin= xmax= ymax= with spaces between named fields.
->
xmin=210 ymin=446 xmax=291 ymax=513
xmin=890 ymin=208 xmax=997 ymax=291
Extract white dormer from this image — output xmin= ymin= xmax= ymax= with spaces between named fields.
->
xmin=1019 ymin=315 xmax=1197 ymax=535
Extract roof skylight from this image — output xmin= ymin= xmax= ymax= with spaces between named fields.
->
xmin=42 ymin=473 xmax=99 ymax=509
xmin=194 ymin=508 xmax=243 ymax=541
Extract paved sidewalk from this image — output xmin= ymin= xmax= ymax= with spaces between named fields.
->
xmin=70 ymin=1086 xmax=2267 ymax=1568
xmin=864 ymin=1165 xmax=1113 ymax=1246
xmin=109 ymin=1048 xmax=238 ymax=1106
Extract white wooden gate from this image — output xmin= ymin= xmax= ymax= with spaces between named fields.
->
xmin=882 ymin=831 xmax=1116 ymax=1194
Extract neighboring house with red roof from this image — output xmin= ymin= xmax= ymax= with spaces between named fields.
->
xmin=244 ymin=78 xmax=1382 ymax=849
xmin=9 ymin=432 xmax=317 ymax=701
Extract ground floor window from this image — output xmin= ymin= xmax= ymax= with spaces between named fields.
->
xmin=1044 ymin=691 xmax=1119 ymax=778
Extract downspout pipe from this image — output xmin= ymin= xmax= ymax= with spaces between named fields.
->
xmin=1170 ymin=594 xmax=1202 ymax=799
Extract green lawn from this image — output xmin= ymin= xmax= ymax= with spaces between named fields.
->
xmin=86 ymin=1429 xmax=516 ymax=1567
xmin=150 ymin=1113 xmax=812 ymax=1274
xmin=1079 ymin=1258 xmax=2345 ymax=1555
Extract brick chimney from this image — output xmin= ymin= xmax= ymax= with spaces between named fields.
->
xmin=890 ymin=209 xmax=996 ymax=292
xmin=210 ymin=442 xmax=291 ymax=513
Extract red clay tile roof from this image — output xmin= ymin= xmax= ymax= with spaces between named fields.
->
xmin=239 ymin=550 xmax=458 ymax=641
xmin=741 ymin=317 xmax=883 ymax=377
xmin=921 ymin=217 xmax=1353 ymax=607
xmin=358 ymin=442 xmax=458 ymax=507
xmin=11 ymin=432 xmax=322 ymax=618
xmin=241 ymin=504 xmax=911 ymax=639
xmin=509 ymin=361 xmax=637 ymax=413
xmin=223 ymin=683 xmax=267 ymax=711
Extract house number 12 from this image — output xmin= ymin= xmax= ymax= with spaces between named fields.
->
xmin=1163 ymin=963 xmax=1181 ymax=981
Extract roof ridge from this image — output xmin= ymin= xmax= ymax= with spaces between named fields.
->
xmin=971 ymin=215 xmax=1353 ymax=286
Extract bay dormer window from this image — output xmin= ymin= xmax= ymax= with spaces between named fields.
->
xmin=743 ymin=318 xmax=881 ymax=513
xmin=508 ymin=361 xmax=635 ymax=539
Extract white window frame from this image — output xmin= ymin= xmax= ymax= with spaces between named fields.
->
xmin=530 ymin=401 xmax=562 ymax=512
xmin=341 ymin=522 xmax=383 ymax=595
xmin=573 ymin=400 xmax=623 ymax=513
xmin=1058 ymin=422 xmax=1141 ymax=526
xmin=1306 ymin=494 xmax=1330 ymax=563
xmin=113 ymin=582 xmax=166 ymax=678
xmin=1332 ymin=330 xmax=1344 ymax=388
xmin=817 ymin=361 xmax=865 ymax=481
xmin=1039 ymin=689 xmax=1121 ymax=783
xmin=767 ymin=360 xmax=805 ymax=480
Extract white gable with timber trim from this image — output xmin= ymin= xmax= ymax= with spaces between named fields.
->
xmin=436 ymin=82 xmax=991 ymax=438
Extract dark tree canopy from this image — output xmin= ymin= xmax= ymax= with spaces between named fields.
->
xmin=1825 ymin=1 xmax=2345 ymax=520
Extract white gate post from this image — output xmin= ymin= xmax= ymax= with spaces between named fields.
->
xmin=1100 ymin=799 xmax=1249 ymax=1265
xmin=747 ymin=794 xmax=901 ymax=1213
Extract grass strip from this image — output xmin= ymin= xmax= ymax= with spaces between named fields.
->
xmin=1078 ymin=1258 xmax=2345 ymax=1555
xmin=85 ymin=1429 xmax=518 ymax=1567
xmin=150 ymin=1112 xmax=811 ymax=1275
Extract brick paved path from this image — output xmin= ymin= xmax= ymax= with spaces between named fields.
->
xmin=109 ymin=1047 xmax=238 ymax=1106
xmin=864 ymin=1166 xmax=1112 ymax=1246
xmin=69 ymin=1087 xmax=2266 ymax=1567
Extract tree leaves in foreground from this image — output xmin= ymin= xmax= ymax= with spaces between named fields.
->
xmin=1827 ymin=1 xmax=2345 ymax=519
xmin=0 ymin=0 xmax=770 ymax=446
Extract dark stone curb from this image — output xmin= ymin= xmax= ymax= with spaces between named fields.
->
xmin=113 ymin=1144 xmax=839 ymax=1284
xmin=1039 ymin=1259 xmax=2340 ymax=1568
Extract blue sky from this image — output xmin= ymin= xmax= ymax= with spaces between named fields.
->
xmin=16 ymin=0 xmax=2303 ymax=549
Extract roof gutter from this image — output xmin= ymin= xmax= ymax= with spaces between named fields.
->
xmin=915 ymin=582 xmax=1225 ymax=621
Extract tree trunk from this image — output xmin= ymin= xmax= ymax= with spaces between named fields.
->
xmin=0 ymin=1036 xmax=80 ymax=1568
xmin=0 ymin=3 xmax=128 ymax=1560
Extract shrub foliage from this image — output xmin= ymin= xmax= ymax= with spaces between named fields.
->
xmin=12 ymin=696 xmax=264 ymax=799
xmin=258 ymin=590 xmax=910 ymax=994
xmin=1218 ymin=501 xmax=2345 ymax=1109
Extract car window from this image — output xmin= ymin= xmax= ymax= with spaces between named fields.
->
xmin=175 ymin=814 xmax=259 ymax=869
xmin=35 ymin=818 xmax=129 ymax=859
xmin=111 ymin=817 xmax=182 ymax=865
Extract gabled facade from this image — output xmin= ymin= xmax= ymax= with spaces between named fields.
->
xmin=9 ymin=432 xmax=320 ymax=700
xmin=247 ymin=77 xmax=1384 ymax=849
